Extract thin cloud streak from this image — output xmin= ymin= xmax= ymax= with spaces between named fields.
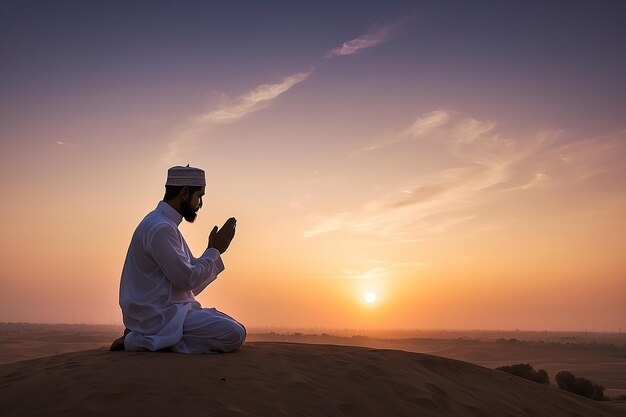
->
xmin=303 ymin=111 xmax=624 ymax=241
xmin=326 ymin=24 xmax=398 ymax=58
xmin=196 ymin=69 xmax=313 ymax=125
xmin=342 ymin=267 xmax=388 ymax=280
xmin=355 ymin=109 xmax=451 ymax=153
xmin=302 ymin=212 xmax=351 ymax=238
xmin=404 ymin=109 xmax=451 ymax=137
xmin=164 ymin=68 xmax=313 ymax=163
xmin=506 ymin=172 xmax=550 ymax=191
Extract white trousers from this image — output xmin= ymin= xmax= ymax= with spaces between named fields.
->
xmin=170 ymin=307 xmax=246 ymax=354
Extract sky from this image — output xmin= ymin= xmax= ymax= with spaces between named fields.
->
xmin=1 ymin=1 xmax=625 ymax=331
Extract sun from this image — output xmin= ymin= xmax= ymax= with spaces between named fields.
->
xmin=364 ymin=292 xmax=377 ymax=304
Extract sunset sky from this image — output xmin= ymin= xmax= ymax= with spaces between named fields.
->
xmin=1 ymin=1 xmax=625 ymax=331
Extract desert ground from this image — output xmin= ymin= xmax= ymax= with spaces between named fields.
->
xmin=1 ymin=323 xmax=624 ymax=397
xmin=1 ymin=323 xmax=625 ymax=416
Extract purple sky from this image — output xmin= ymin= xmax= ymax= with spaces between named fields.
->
xmin=1 ymin=1 xmax=625 ymax=329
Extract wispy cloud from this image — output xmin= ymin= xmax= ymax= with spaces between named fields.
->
xmin=195 ymin=69 xmax=313 ymax=125
xmin=342 ymin=267 xmax=388 ymax=280
xmin=303 ymin=111 xmax=625 ymax=241
xmin=303 ymin=212 xmax=351 ymax=238
xmin=339 ymin=260 xmax=427 ymax=283
xmin=326 ymin=24 xmax=399 ymax=58
xmin=388 ymin=185 xmax=449 ymax=209
xmin=357 ymin=109 xmax=451 ymax=152
xmin=164 ymin=68 xmax=313 ymax=163
xmin=507 ymin=172 xmax=550 ymax=191
xmin=404 ymin=109 xmax=451 ymax=137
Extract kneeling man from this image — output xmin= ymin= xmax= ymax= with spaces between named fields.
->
xmin=111 ymin=165 xmax=245 ymax=353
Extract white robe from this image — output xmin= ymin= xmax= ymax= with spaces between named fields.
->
xmin=119 ymin=201 xmax=244 ymax=352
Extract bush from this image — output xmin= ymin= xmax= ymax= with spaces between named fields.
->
xmin=555 ymin=371 xmax=605 ymax=401
xmin=496 ymin=363 xmax=550 ymax=385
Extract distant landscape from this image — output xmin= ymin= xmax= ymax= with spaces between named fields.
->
xmin=2 ymin=322 xmax=624 ymax=398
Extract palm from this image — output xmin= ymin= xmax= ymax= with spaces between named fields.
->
xmin=209 ymin=217 xmax=236 ymax=254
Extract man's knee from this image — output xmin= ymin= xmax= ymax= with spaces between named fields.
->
xmin=222 ymin=322 xmax=246 ymax=353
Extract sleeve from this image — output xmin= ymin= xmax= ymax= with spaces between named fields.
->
xmin=147 ymin=225 xmax=225 ymax=293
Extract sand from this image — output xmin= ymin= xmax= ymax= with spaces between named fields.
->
xmin=1 ymin=342 xmax=625 ymax=417
xmin=0 ymin=323 xmax=122 ymax=364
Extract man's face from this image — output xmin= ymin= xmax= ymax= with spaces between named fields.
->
xmin=181 ymin=187 xmax=205 ymax=223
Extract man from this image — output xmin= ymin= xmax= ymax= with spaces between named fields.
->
xmin=110 ymin=165 xmax=246 ymax=353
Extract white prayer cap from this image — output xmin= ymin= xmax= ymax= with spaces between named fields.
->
xmin=165 ymin=164 xmax=206 ymax=187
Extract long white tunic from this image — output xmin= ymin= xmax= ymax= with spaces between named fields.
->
xmin=119 ymin=201 xmax=224 ymax=351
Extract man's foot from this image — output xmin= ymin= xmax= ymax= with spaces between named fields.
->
xmin=109 ymin=328 xmax=131 ymax=351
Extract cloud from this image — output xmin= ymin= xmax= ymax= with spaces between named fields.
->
xmin=302 ymin=212 xmax=350 ymax=238
xmin=496 ymin=129 xmax=623 ymax=193
xmin=357 ymin=109 xmax=451 ymax=152
xmin=303 ymin=111 xmax=625 ymax=241
xmin=536 ymin=130 xmax=623 ymax=182
xmin=164 ymin=68 xmax=313 ymax=163
xmin=326 ymin=24 xmax=399 ymax=58
xmin=196 ymin=69 xmax=313 ymax=125
xmin=56 ymin=141 xmax=80 ymax=146
xmin=388 ymin=185 xmax=450 ymax=209
xmin=339 ymin=260 xmax=427 ymax=283
xmin=508 ymin=172 xmax=550 ymax=191
xmin=342 ymin=267 xmax=388 ymax=280
xmin=404 ymin=110 xmax=451 ymax=137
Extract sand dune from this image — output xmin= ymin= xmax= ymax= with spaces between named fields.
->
xmin=1 ymin=342 xmax=624 ymax=417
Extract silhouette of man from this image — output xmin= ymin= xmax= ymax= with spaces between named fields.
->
xmin=110 ymin=165 xmax=245 ymax=353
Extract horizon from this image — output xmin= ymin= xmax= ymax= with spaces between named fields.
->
xmin=2 ymin=321 xmax=624 ymax=335
xmin=1 ymin=1 xmax=625 ymax=331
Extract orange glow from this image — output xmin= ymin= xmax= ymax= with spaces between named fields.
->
xmin=1 ymin=3 xmax=625 ymax=332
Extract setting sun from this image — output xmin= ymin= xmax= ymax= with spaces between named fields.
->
xmin=0 ymin=1 xmax=624 ymax=334
xmin=364 ymin=292 xmax=377 ymax=304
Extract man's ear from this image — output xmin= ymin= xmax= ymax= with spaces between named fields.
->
xmin=180 ymin=186 xmax=190 ymax=200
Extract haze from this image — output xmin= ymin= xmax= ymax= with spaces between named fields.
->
xmin=1 ymin=1 xmax=625 ymax=331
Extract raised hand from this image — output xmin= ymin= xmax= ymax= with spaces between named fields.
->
xmin=208 ymin=217 xmax=237 ymax=254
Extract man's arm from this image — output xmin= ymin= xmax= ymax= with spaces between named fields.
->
xmin=148 ymin=226 xmax=224 ymax=292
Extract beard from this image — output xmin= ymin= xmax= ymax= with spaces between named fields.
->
xmin=181 ymin=198 xmax=199 ymax=223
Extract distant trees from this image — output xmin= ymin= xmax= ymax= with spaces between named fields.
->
xmin=496 ymin=363 xmax=550 ymax=385
xmin=495 ymin=365 xmax=607 ymax=401
xmin=555 ymin=371 xmax=605 ymax=401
